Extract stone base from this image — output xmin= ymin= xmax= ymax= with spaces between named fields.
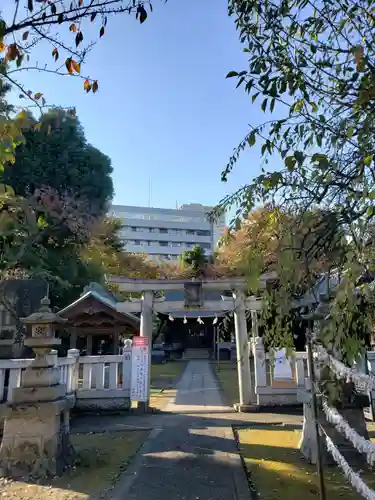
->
xmin=12 ymin=384 xmax=66 ymax=405
xmin=137 ymin=401 xmax=150 ymax=413
xmin=0 ymin=399 xmax=74 ymax=478
xmin=233 ymin=403 xmax=258 ymax=413
xmin=256 ymin=387 xmax=299 ymax=406
xmin=75 ymin=390 xmax=131 ymax=412
xmin=22 ymin=366 xmax=61 ymax=389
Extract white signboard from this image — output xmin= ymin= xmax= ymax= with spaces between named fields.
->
xmin=273 ymin=348 xmax=293 ymax=380
xmin=130 ymin=336 xmax=150 ymax=402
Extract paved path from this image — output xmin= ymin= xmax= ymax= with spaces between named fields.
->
xmin=112 ymin=360 xmax=250 ymax=500
xmin=164 ymin=360 xmax=232 ymax=413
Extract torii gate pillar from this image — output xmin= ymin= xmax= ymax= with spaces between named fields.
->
xmin=139 ymin=291 xmax=153 ymax=411
xmin=233 ymin=289 xmax=252 ymax=410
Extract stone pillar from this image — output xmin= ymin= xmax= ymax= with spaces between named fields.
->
xmin=253 ymin=336 xmax=267 ymax=404
xmin=139 ymin=291 xmax=153 ymax=411
xmin=70 ymin=327 xmax=77 ymax=349
xmin=299 ymin=379 xmax=319 ymax=464
xmin=367 ymin=353 xmax=375 ymax=419
xmin=86 ymin=334 xmax=92 ymax=355
xmin=140 ymin=291 xmax=153 ymax=342
xmin=213 ymin=325 xmax=217 ymax=360
xmin=113 ymin=328 xmax=120 ymax=354
xmin=67 ymin=348 xmax=80 ymax=400
xmin=251 ymin=310 xmax=258 ymax=339
xmin=0 ymin=297 xmax=74 ymax=478
xmin=233 ymin=289 xmax=252 ymax=411
xmin=47 ymin=349 xmax=58 ymax=366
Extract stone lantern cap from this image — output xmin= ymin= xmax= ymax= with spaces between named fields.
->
xmin=21 ymin=296 xmax=67 ymax=325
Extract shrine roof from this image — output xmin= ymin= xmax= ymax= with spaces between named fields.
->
xmin=59 ymin=283 xmax=140 ymax=326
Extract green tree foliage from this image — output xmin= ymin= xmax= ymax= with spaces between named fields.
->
xmin=217 ymin=205 xmax=346 ymax=291
xmin=0 ymin=106 xmax=114 ymax=309
xmin=220 ymin=0 xmax=375 ymax=360
xmin=0 ymin=186 xmax=97 ymax=305
xmin=0 ymin=76 xmax=13 ymax=115
xmin=0 ymin=70 xmax=29 ymax=173
xmin=2 ymin=109 xmax=113 ymax=217
xmin=224 ymin=0 xmax=375 ymax=226
xmin=0 ymin=86 xmax=113 ymax=308
xmin=179 ymin=245 xmax=208 ymax=277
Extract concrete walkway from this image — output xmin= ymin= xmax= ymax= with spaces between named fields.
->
xmin=113 ymin=360 xmax=250 ymax=500
xmin=165 ymin=360 xmax=233 ymax=413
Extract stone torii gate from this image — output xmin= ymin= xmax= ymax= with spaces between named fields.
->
xmin=108 ymin=274 xmax=274 ymax=411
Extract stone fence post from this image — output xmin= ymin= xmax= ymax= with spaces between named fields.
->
xmin=67 ymin=348 xmax=80 ymax=395
xmin=253 ymin=336 xmax=267 ymax=391
xmin=366 ymin=351 xmax=375 ymax=419
xmin=46 ymin=349 xmax=58 ymax=366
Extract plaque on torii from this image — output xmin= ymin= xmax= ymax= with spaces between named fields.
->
xmin=184 ymin=282 xmax=203 ymax=308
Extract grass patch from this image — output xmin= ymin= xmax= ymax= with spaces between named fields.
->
xmin=0 ymin=430 xmax=149 ymax=500
xmin=367 ymin=421 xmax=375 ymax=438
xmin=150 ymin=388 xmax=176 ymax=410
xmin=214 ymin=361 xmax=239 ymax=407
xmin=150 ymin=361 xmax=186 ymax=389
xmin=130 ymin=362 xmax=186 ymax=411
xmin=237 ymin=425 xmax=375 ymax=500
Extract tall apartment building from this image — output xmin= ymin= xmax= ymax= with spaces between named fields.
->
xmin=110 ymin=203 xmax=226 ymax=261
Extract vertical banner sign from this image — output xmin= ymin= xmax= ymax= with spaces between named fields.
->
xmin=130 ymin=336 xmax=150 ymax=402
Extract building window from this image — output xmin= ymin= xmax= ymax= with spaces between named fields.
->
xmin=197 ymin=230 xmax=211 ymax=236
xmin=159 ymin=228 xmax=168 ymax=234
xmin=159 ymin=241 xmax=168 ymax=247
xmin=186 ymin=230 xmax=195 ymax=235
xmin=201 ymin=243 xmax=211 ymax=250
xmin=149 ymin=228 xmax=155 ymax=233
xmin=131 ymin=227 xmax=137 ymax=232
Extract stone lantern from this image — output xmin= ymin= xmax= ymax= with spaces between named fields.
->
xmin=0 ymin=296 xmax=74 ymax=478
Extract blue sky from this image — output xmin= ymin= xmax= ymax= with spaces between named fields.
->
xmin=4 ymin=0 xmax=269 ymax=218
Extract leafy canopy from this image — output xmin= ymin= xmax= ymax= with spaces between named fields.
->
xmin=219 ymin=0 xmax=375 ymax=360
xmin=179 ymin=245 xmax=208 ymax=276
xmin=217 ymin=205 xmax=346 ymax=290
xmin=2 ymin=108 xmax=113 ymax=217
xmin=223 ymin=0 xmax=375 ymax=230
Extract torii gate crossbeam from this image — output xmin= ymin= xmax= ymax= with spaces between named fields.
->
xmin=107 ymin=276 xmax=274 ymax=412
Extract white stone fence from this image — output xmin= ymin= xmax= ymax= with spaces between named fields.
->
xmin=252 ymin=336 xmax=309 ymax=406
xmin=252 ymin=338 xmax=375 ymax=417
xmin=0 ymin=348 xmax=132 ymax=412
